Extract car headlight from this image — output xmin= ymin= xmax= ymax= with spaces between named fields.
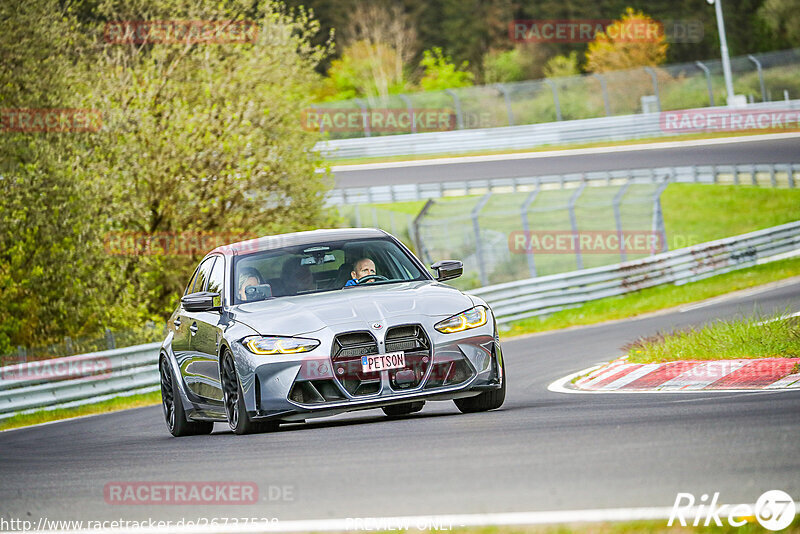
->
xmin=243 ymin=336 xmax=320 ymax=355
xmin=434 ymin=306 xmax=488 ymax=333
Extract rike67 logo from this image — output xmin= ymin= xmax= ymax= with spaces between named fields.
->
xmin=669 ymin=490 xmax=796 ymax=531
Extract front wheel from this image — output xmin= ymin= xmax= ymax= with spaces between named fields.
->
xmin=160 ymin=355 xmax=213 ymax=437
xmin=454 ymin=360 xmax=506 ymax=413
xmin=382 ymin=401 xmax=425 ymax=417
xmin=221 ymin=352 xmax=277 ymax=435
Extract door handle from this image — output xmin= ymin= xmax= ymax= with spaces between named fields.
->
xmin=189 ymin=323 xmax=198 ymax=335
xmin=173 ymin=317 xmax=181 ymax=328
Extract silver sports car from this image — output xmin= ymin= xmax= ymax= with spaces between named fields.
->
xmin=159 ymin=228 xmax=506 ymax=436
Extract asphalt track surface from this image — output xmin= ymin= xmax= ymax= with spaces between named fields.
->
xmin=332 ymin=135 xmax=800 ymax=188
xmin=1 ymin=280 xmax=799 ymax=526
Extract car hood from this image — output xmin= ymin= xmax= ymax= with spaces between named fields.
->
xmin=230 ymin=281 xmax=473 ymax=336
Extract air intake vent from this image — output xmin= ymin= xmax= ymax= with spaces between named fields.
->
xmin=331 ymin=331 xmax=381 ymax=396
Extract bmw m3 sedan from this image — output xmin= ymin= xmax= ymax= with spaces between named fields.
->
xmin=159 ymin=228 xmax=506 ymax=436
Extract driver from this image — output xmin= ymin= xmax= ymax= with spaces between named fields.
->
xmin=345 ymin=258 xmax=376 ymax=287
xmin=237 ymin=267 xmax=263 ymax=301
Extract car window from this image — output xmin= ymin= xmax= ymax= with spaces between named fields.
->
xmin=184 ymin=266 xmax=200 ymax=296
xmin=191 ymin=256 xmax=216 ymax=294
xmin=233 ymin=238 xmax=426 ymax=304
xmin=207 ymin=255 xmax=225 ymax=306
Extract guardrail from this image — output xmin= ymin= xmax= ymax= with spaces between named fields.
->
xmin=0 ymin=343 xmax=160 ymax=419
xmin=471 ymin=220 xmax=800 ymax=324
xmin=2 ymin=221 xmax=799 ymax=419
xmin=327 ymin=162 xmax=799 ymax=206
xmin=316 ymin=99 xmax=800 ymax=160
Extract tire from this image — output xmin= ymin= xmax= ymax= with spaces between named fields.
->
xmin=454 ymin=359 xmax=506 ymax=414
xmin=382 ymin=401 xmax=425 ymax=417
xmin=159 ymin=355 xmax=214 ymax=437
xmin=221 ymin=352 xmax=277 ymax=435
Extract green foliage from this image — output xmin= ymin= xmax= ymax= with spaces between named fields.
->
xmin=482 ymin=49 xmax=527 ymax=84
xmin=323 ymin=41 xmax=408 ymax=100
xmin=0 ymin=0 xmax=335 ymax=354
xmin=759 ymin=0 xmax=800 ymax=46
xmin=419 ymin=47 xmax=474 ymax=92
xmin=626 ymin=312 xmax=800 ymax=363
xmin=543 ymin=52 xmax=581 ymax=78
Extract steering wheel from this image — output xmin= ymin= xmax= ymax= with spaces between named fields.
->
xmin=357 ymin=274 xmax=388 ymax=284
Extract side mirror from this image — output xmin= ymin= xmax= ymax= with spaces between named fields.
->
xmin=431 ymin=260 xmax=463 ymax=282
xmin=181 ymin=291 xmax=220 ymax=312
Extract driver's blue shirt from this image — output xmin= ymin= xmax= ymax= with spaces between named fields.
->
xmin=344 ymin=279 xmax=358 ymax=287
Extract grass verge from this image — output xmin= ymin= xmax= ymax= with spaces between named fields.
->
xmin=501 ymin=257 xmax=800 ymax=338
xmin=623 ymin=312 xmax=800 ymax=364
xmin=0 ymin=390 xmax=161 ymax=432
xmin=326 ymin=131 xmax=795 ymax=166
xmin=441 ymin=517 xmax=800 ymax=533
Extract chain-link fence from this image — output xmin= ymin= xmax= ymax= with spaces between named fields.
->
xmin=411 ymin=176 xmax=669 ymax=290
xmin=316 ymin=48 xmax=800 ymax=139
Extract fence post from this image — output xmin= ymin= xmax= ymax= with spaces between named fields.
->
xmin=695 ymin=61 xmax=715 ymax=107
xmin=105 ymin=328 xmax=116 ymax=350
xmin=354 ymin=204 xmax=362 ymax=227
xmin=746 ymin=54 xmax=767 ymax=102
xmin=613 ymin=179 xmax=632 ymax=262
xmin=769 ymin=165 xmax=776 ymax=188
xmin=444 ymin=89 xmax=464 ymax=129
xmin=472 ymin=193 xmax=492 ymax=286
xmin=412 ymin=199 xmax=435 ymax=264
xmin=494 ymin=84 xmax=515 ymax=126
xmin=353 ymin=98 xmax=371 ymax=137
xmin=652 ymin=175 xmax=671 ymax=254
xmin=520 ymin=181 xmax=541 ymax=278
xmin=643 ymin=67 xmax=661 ymax=112
xmin=17 ymin=345 xmax=26 ymax=364
xmin=568 ymin=180 xmax=587 ymax=270
xmin=65 ymin=336 xmax=73 ymax=356
xmin=398 ymin=94 xmax=416 ymax=133
xmin=591 ymin=73 xmax=611 ymax=116
xmin=544 ymin=79 xmax=563 ymax=121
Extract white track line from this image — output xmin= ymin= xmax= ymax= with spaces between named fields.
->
xmin=29 ymin=505 xmax=774 ymax=534
xmin=328 ymin=131 xmax=800 ymax=172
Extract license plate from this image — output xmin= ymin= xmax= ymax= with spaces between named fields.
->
xmin=361 ymin=351 xmax=405 ymax=373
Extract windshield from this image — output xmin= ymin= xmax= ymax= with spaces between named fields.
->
xmin=232 ymin=237 xmax=427 ymax=304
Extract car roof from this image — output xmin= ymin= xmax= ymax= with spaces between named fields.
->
xmin=211 ymin=228 xmax=390 ymax=257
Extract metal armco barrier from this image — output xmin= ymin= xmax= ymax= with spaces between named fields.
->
xmin=316 ymin=99 xmax=800 ymax=160
xmin=1 ymin=222 xmax=799 ymax=419
xmin=327 ymin=162 xmax=799 ymax=206
xmin=0 ymin=343 xmax=160 ymax=419
xmin=471 ymin=220 xmax=800 ymax=324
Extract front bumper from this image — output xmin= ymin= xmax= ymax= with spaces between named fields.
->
xmin=229 ymin=315 xmax=503 ymax=422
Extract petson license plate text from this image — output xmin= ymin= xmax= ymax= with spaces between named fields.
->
xmin=361 ymin=352 xmax=405 ymax=373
